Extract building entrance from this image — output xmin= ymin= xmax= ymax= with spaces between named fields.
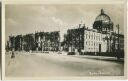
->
xmin=99 ymin=44 xmax=101 ymax=53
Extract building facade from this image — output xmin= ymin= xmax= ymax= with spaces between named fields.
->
xmin=62 ymin=9 xmax=124 ymax=56
xmin=7 ymin=31 xmax=60 ymax=52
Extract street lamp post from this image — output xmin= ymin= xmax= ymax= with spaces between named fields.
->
xmin=78 ymin=24 xmax=81 ymax=55
xmin=116 ymin=24 xmax=120 ymax=59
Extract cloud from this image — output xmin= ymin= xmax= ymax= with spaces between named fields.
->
xmin=7 ymin=18 xmax=19 ymax=25
xmin=51 ymin=16 xmax=66 ymax=26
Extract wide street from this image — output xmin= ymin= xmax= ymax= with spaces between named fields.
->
xmin=5 ymin=52 xmax=124 ymax=78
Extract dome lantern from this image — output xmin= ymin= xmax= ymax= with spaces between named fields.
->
xmin=101 ymin=9 xmax=104 ymax=14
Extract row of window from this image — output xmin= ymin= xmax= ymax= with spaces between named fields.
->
xmin=85 ymin=33 xmax=102 ymax=41
xmin=85 ymin=41 xmax=101 ymax=46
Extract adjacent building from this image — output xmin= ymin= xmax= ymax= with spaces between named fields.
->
xmin=7 ymin=31 xmax=60 ymax=52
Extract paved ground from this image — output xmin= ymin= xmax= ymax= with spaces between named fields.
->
xmin=5 ymin=52 xmax=124 ymax=78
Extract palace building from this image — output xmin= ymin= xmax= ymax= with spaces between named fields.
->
xmin=62 ymin=9 xmax=124 ymax=56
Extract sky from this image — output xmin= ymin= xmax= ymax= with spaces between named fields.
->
xmin=5 ymin=4 xmax=124 ymax=42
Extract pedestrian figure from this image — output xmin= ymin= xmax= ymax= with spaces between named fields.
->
xmin=11 ymin=49 xmax=15 ymax=59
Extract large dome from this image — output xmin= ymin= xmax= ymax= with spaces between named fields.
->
xmin=93 ymin=9 xmax=113 ymax=33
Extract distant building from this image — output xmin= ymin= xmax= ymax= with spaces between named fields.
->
xmin=8 ymin=35 xmax=15 ymax=51
xmin=7 ymin=31 xmax=60 ymax=52
xmin=22 ymin=34 xmax=35 ymax=51
xmin=35 ymin=31 xmax=60 ymax=52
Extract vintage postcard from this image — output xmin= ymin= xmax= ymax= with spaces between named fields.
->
xmin=2 ymin=0 xmax=127 ymax=80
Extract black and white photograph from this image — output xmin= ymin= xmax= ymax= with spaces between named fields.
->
xmin=5 ymin=3 xmax=125 ymax=79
